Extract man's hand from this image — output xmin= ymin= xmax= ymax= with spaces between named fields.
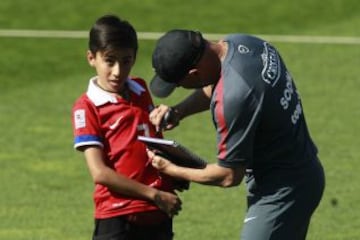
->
xmin=147 ymin=148 xmax=173 ymax=173
xmin=149 ymin=104 xmax=180 ymax=132
xmin=148 ymin=147 xmax=182 ymax=216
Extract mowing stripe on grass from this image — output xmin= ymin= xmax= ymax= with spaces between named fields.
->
xmin=0 ymin=29 xmax=359 ymax=45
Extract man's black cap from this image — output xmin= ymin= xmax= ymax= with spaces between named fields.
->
xmin=150 ymin=30 xmax=205 ymax=98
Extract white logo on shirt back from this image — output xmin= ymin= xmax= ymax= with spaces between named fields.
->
xmin=261 ymin=42 xmax=281 ymax=87
xmin=238 ymin=44 xmax=250 ymax=54
xmin=74 ymin=109 xmax=86 ymax=129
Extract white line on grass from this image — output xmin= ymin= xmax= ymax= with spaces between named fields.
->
xmin=0 ymin=29 xmax=359 ymax=45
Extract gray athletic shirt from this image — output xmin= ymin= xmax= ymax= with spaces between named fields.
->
xmin=210 ymin=34 xmax=318 ymax=173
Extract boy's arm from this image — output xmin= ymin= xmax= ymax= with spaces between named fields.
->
xmin=81 ymin=146 xmax=182 ymax=217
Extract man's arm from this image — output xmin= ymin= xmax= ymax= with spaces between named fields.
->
xmin=147 ymin=149 xmax=245 ymax=188
xmin=150 ymin=85 xmax=213 ymax=131
xmin=174 ymin=85 xmax=213 ymax=120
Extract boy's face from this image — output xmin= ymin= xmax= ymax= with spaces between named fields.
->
xmin=87 ymin=48 xmax=136 ymax=93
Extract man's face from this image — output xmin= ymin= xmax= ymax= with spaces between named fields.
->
xmin=177 ymin=73 xmax=207 ymax=89
xmin=177 ymin=63 xmax=220 ymax=90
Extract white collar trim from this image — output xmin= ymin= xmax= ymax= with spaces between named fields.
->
xmin=86 ymin=77 xmax=146 ymax=106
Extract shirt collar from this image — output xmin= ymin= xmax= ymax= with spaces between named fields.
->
xmin=127 ymin=77 xmax=146 ymax=95
xmin=86 ymin=77 xmax=146 ymax=106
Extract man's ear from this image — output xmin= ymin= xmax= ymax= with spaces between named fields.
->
xmin=87 ymin=50 xmax=96 ymax=67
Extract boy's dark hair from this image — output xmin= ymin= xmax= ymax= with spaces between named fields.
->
xmin=89 ymin=15 xmax=138 ymax=54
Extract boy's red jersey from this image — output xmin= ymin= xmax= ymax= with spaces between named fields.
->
xmin=72 ymin=77 xmax=174 ymax=219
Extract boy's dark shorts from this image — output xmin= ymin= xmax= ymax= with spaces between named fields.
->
xmin=93 ymin=210 xmax=173 ymax=240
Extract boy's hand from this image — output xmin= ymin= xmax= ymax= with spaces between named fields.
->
xmin=154 ymin=190 xmax=182 ymax=217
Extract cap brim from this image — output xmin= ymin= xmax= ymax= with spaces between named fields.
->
xmin=150 ymin=75 xmax=177 ymax=98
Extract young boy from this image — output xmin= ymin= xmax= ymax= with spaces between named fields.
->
xmin=71 ymin=15 xmax=181 ymax=240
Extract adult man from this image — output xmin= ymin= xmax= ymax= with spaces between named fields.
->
xmin=147 ymin=29 xmax=325 ymax=240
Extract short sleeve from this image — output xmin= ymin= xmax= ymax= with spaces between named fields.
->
xmin=212 ymin=75 xmax=263 ymax=168
xmin=71 ymin=97 xmax=103 ymax=150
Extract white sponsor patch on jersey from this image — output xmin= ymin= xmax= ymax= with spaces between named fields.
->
xmin=74 ymin=109 xmax=86 ymax=129
xmin=261 ymin=42 xmax=281 ymax=87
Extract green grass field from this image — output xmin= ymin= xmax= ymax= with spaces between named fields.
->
xmin=0 ymin=0 xmax=359 ymax=239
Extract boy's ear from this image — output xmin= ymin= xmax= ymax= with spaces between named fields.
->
xmin=87 ymin=50 xmax=96 ymax=67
